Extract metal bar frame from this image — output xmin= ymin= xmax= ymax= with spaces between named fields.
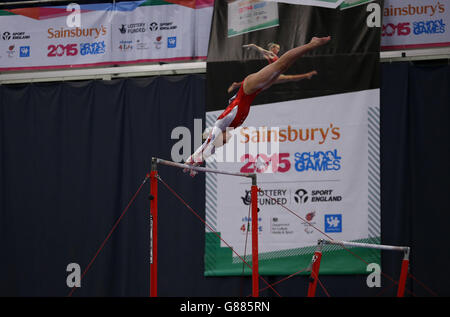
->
xmin=150 ymin=157 xmax=259 ymax=297
xmin=307 ymin=240 xmax=323 ymax=297
xmin=307 ymin=239 xmax=411 ymax=297
xmin=149 ymin=158 xmax=159 ymax=297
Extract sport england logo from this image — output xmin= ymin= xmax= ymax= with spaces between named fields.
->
xmin=2 ymin=31 xmax=30 ymax=40
xmin=2 ymin=32 xmax=11 ymax=40
xmin=149 ymin=22 xmax=158 ymax=31
xmin=324 ymin=214 xmax=342 ymax=233
xmin=294 ymin=189 xmax=342 ymax=204
xmin=294 ymin=189 xmax=308 ymax=203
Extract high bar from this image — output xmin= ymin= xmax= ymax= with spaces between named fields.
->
xmin=154 ymin=158 xmax=255 ymax=179
xmin=322 ymin=239 xmax=410 ymax=252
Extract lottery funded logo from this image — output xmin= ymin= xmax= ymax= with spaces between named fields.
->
xmin=118 ymin=23 xmax=146 ymax=34
xmin=241 ymin=188 xmax=288 ymax=206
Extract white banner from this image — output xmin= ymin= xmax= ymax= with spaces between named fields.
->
xmin=0 ymin=1 xmax=213 ymax=71
xmin=205 ymin=89 xmax=381 ymax=274
xmin=340 ymin=0 xmax=375 ymax=10
xmin=265 ymin=0 xmax=345 ymax=9
xmin=381 ymin=0 xmax=450 ymax=50
xmin=227 ymin=0 xmax=279 ymax=37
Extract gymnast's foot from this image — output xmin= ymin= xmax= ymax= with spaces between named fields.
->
xmin=183 ymin=156 xmax=200 ymax=177
xmin=309 ymin=36 xmax=331 ymax=48
xmin=307 ymin=70 xmax=318 ymax=79
xmin=227 ymin=82 xmax=241 ymax=94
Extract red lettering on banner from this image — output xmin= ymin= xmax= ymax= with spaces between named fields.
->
xmin=382 ymin=22 xmax=411 ymax=37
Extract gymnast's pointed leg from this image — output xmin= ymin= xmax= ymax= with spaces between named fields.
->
xmin=243 ymin=36 xmax=330 ymax=95
xmin=184 ymin=126 xmax=224 ymax=176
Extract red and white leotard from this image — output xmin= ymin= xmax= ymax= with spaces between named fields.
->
xmin=185 ymin=53 xmax=278 ymax=168
xmin=216 ymin=83 xmax=261 ymax=129
xmin=187 ymin=83 xmax=261 ymax=164
xmin=267 ymin=55 xmax=279 ymax=64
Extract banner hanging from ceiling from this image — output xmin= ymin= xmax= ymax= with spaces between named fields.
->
xmin=265 ymin=0 xmax=345 ymax=9
xmin=265 ymin=0 xmax=376 ymax=9
xmin=227 ymin=0 xmax=279 ymax=37
xmin=381 ymin=0 xmax=450 ymax=50
xmin=0 ymin=0 xmax=213 ymax=71
xmin=204 ymin=0 xmax=382 ymax=276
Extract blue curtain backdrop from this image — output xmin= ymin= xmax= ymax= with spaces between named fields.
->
xmin=0 ymin=64 xmax=449 ymax=296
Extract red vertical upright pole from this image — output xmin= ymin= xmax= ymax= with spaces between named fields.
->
xmin=251 ymin=176 xmax=259 ymax=297
xmin=397 ymin=248 xmax=410 ymax=297
xmin=307 ymin=240 xmax=323 ymax=297
xmin=150 ymin=159 xmax=158 ymax=297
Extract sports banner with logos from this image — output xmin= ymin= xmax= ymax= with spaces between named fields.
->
xmin=265 ymin=0 xmax=376 ymax=10
xmin=381 ymin=0 xmax=450 ymax=50
xmin=227 ymin=0 xmax=279 ymax=38
xmin=204 ymin=0 xmax=382 ymax=275
xmin=266 ymin=0 xmax=345 ymax=9
xmin=0 ymin=0 xmax=213 ymax=71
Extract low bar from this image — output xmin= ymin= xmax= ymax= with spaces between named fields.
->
xmin=322 ymin=239 xmax=410 ymax=252
xmin=312 ymin=239 xmax=411 ymax=297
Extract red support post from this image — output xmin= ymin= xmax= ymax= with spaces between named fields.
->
xmin=397 ymin=248 xmax=410 ymax=297
xmin=307 ymin=241 xmax=323 ymax=297
xmin=150 ymin=169 xmax=158 ymax=297
xmin=251 ymin=179 xmax=259 ymax=297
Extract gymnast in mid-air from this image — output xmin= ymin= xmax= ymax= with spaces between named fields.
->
xmin=227 ymin=42 xmax=317 ymax=94
xmin=184 ymin=36 xmax=331 ymax=176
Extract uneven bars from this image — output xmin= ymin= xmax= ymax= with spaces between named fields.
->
xmin=322 ymin=239 xmax=410 ymax=253
xmin=155 ymin=158 xmax=254 ymax=178
xmin=151 ymin=157 xmax=260 ymax=297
